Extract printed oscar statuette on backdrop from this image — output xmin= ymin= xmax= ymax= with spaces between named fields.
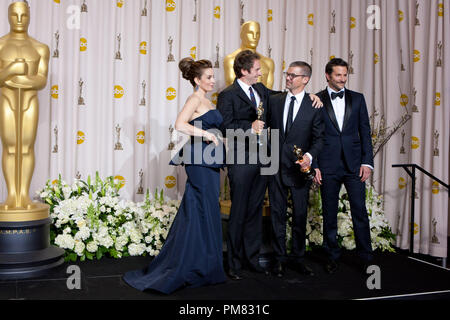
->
xmin=114 ymin=124 xmax=123 ymax=151
xmin=431 ymin=218 xmax=440 ymax=244
xmin=137 ymin=169 xmax=144 ymax=195
xmin=81 ymin=0 xmax=88 ymax=13
xmin=0 ymin=1 xmax=64 ymax=280
xmin=141 ymin=0 xmax=148 ymax=17
xmin=400 ymin=130 xmax=406 ymax=154
xmin=433 ymin=130 xmax=439 ymax=157
xmin=400 ymin=49 xmax=406 ymax=71
xmin=53 ymin=30 xmax=59 ymax=58
xmin=436 ymin=41 xmax=442 ymax=67
xmin=240 ymin=1 xmax=245 ymax=25
xmin=348 ymin=51 xmax=354 ymax=74
xmin=78 ymin=78 xmax=85 ymax=106
xmin=167 ymin=37 xmax=175 ymax=62
xmin=214 ymin=43 xmax=220 ymax=69
xmin=140 ymin=80 xmax=146 ymax=106
xmin=412 ymin=88 xmax=419 ymax=113
xmin=52 ymin=126 xmax=58 ymax=153
xmin=415 ymin=1 xmax=420 ymax=26
xmin=330 ymin=10 xmax=336 ymax=34
xmin=293 ymin=145 xmax=316 ymax=180
xmin=115 ymin=34 xmax=122 ymax=60
xmin=192 ymin=0 xmax=197 ymax=22
xmin=168 ymin=125 xmax=175 ymax=151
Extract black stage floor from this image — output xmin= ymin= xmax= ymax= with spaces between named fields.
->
xmin=1 ymin=249 xmax=449 ymax=302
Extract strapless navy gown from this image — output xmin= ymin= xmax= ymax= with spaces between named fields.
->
xmin=123 ymin=109 xmax=226 ymax=294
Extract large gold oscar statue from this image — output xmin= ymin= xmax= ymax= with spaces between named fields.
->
xmin=0 ymin=1 xmax=49 ymax=222
xmin=223 ymin=21 xmax=275 ymax=89
xmin=0 ymin=2 xmax=63 ymax=280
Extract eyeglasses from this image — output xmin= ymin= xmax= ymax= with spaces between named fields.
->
xmin=283 ymin=72 xmax=308 ymax=79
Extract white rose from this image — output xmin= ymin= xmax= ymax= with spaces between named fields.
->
xmin=86 ymin=241 xmax=98 ymax=253
xmin=74 ymin=241 xmax=86 ymax=256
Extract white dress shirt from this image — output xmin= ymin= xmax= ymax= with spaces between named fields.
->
xmin=327 ymin=86 xmax=346 ymax=131
xmin=237 ymin=79 xmax=261 ymax=107
xmin=327 ymin=86 xmax=373 ymax=171
xmin=284 ymin=90 xmax=312 ymax=163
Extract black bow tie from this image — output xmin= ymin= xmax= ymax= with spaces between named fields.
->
xmin=331 ymin=91 xmax=344 ymax=100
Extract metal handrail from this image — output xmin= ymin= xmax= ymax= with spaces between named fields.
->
xmin=392 ymin=164 xmax=449 ymax=255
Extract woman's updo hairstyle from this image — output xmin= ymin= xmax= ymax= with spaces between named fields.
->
xmin=179 ymin=57 xmax=213 ymax=87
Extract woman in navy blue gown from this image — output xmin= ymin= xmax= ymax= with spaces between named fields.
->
xmin=123 ymin=58 xmax=226 ymax=294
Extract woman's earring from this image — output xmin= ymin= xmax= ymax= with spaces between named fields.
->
xmin=195 ymin=85 xmax=199 ymax=91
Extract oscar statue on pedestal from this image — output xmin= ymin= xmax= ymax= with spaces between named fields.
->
xmin=0 ymin=1 xmax=64 ymax=280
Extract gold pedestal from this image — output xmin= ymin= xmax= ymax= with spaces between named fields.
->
xmin=0 ymin=202 xmax=49 ymax=222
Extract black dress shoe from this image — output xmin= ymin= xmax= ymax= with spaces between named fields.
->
xmin=272 ymin=261 xmax=285 ymax=278
xmin=228 ymin=269 xmax=244 ymax=281
xmin=293 ymin=262 xmax=314 ymax=276
xmin=325 ymin=259 xmax=339 ymax=274
xmin=249 ymin=265 xmax=269 ymax=275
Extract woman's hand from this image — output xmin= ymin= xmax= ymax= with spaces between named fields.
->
xmin=204 ymin=131 xmax=219 ymax=146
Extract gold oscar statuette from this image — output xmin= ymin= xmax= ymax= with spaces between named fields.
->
xmin=0 ymin=1 xmax=51 ymax=222
xmin=0 ymin=2 xmax=64 ymax=279
xmin=293 ymin=145 xmax=316 ymax=180
xmin=223 ymin=21 xmax=275 ymax=89
xmin=256 ymin=101 xmax=264 ymax=146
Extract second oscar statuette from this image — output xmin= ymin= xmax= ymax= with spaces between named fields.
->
xmin=293 ymin=145 xmax=315 ymax=180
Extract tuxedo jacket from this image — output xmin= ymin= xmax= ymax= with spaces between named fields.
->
xmin=315 ymin=88 xmax=374 ymax=174
xmin=217 ymin=80 xmax=275 ymax=165
xmin=267 ymin=92 xmax=324 ymax=187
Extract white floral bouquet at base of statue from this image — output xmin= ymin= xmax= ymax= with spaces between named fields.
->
xmin=286 ymin=184 xmax=396 ymax=253
xmin=38 ymin=173 xmax=180 ymax=262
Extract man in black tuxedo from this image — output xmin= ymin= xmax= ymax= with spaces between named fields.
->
xmin=314 ymin=58 xmax=374 ymax=274
xmin=267 ymin=61 xmax=324 ymax=277
xmin=217 ymin=50 xmax=273 ymax=280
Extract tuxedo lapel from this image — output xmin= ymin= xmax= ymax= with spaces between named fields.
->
xmin=342 ymin=89 xmax=352 ymax=131
xmin=234 ymin=80 xmax=255 ymax=109
xmin=323 ymin=89 xmax=341 ymax=133
xmin=278 ymin=92 xmax=288 ymax=138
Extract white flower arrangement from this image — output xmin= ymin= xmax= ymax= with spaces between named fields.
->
xmin=38 ymin=173 xmax=179 ymax=262
xmin=287 ymin=184 xmax=396 ymax=253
